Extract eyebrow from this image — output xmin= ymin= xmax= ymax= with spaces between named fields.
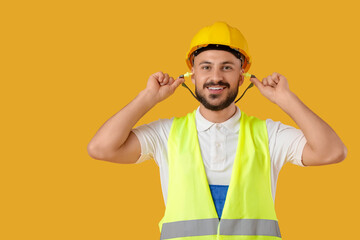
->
xmin=199 ymin=61 xmax=236 ymax=65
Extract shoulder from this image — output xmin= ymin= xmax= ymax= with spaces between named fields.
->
xmin=131 ymin=117 xmax=174 ymax=165
xmin=170 ymin=110 xmax=197 ymax=131
xmin=265 ymin=118 xmax=280 ymax=133
xmin=133 ymin=117 xmax=174 ymax=139
xmin=173 ymin=110 xmax=197 ymax=121
xmin=265 ymin=118 xmax=307 ymax=167
xmin=240 ymin=111 xmax=267 ymax=130
xmin=265 ymin=118 xmax=303 ymax=137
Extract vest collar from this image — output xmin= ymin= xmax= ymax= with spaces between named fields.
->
xmin=195 ymin=106 xmax=242 ymax=133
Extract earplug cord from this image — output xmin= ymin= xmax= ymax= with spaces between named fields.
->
xmin=181 ymin=82 xmax=199 ymax=101
xmin=179 ymin=74 xmax=256 ymax=104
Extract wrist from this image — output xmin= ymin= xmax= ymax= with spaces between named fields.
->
xmin=276 ymin=91 xmax=299 ymax=111
xmin=138 ymin=89 xmax=160 ymax=107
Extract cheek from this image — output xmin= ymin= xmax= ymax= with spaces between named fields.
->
xmin=194 ymin=80 xmax=202 ymax=89
xmin=192 ymin=72 xmax=205 ymax=86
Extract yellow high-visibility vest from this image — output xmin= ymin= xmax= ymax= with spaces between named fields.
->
xmin=158 ymin=110 xmax=281 ymax=240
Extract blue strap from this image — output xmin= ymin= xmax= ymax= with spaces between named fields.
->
xmin=209 ymin=184 xmax=229 ymax=219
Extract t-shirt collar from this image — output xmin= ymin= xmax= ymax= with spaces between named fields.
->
xmin=195 ymin=106 xmax=241 ymax=133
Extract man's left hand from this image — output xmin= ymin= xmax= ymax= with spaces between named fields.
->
xmin=250 ymin=72 xmax=292 ymax=105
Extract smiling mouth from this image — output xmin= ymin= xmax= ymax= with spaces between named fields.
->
xmin=206 ymin=86 xmax=226 ymax=94
xmin=207 ymin=86 xmax=226 ymax=90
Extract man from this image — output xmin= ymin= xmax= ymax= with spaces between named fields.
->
xmin=87 ymin=22 xmax=347 ymax=239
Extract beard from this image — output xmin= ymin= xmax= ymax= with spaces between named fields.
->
xmin=195 ymin=80 xmax=239 ymax=111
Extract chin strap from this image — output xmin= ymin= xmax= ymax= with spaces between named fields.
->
xmin=180 ymin=74 xmax=256 ymax=104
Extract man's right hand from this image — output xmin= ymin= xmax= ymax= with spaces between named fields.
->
xmin=145 ymin=71 xmax=185 ymax=103
xmin=87 ymin=71 xmax=185 ymax=164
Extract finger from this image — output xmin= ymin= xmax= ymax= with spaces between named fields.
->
xmin=262 ymin=77 xmax=269 ymax=86
xmin=250 ymin=76 xmax=265 ymax=92
xmin=278 ymin=74 xmax=287 ymax=83
xmin=161 ymin=73 xmax=169 ymax=86
xmin=156 ymin=71 xmax=165 ymax=84
xmin=168 ymin=77 xmax=175 ymax=85
xmin=270 ymin=80 xmax=277 ymax=87
xmin=277 ymin=74 xmax=289 ymax=88
xmin=271 ymin=72 xmax=289 ymax=88
xmin=267 ymin=76 xmax=277 ymax=87
xmin=154 ymin=71 xmax=164 ymax=78
xmin=170 ymin=77 xmax=185 ymax=90
xmin=271 ymin=72 xmax=280 ymax=84
xmin=264 ymin=76 xmax=277 ymax=87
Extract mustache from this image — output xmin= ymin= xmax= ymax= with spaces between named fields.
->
xmin=203 ymin=81 xmax=230 ymax=89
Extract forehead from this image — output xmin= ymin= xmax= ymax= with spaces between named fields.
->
xmin=194 ymin=50 xmax=241 ymax=66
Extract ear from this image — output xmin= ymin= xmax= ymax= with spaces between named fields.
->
xmin=239 ymin=68 xmax=245 ymax=86
xmin=191 ymin=67 xmax=195 ymax=84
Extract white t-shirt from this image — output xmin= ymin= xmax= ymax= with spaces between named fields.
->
xmin=132 ymin=106 xmax=307 ymax=205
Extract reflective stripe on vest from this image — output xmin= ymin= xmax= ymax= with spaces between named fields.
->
xmin=161 ymin=218 xmax=281 ymax=239
xmin=161 ymin=218 xmax=218 ymax=239
xmin=159 ymin=110 xmax=281 ymax=239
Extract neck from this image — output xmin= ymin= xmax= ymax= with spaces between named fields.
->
xmin=199 ymin=104 xmax=237 ymax=123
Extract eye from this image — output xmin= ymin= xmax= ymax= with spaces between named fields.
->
xmin=201 ymin=65 xmax=211 ymax=70
xmin=223 ymin=65 xmax=233 ymax=70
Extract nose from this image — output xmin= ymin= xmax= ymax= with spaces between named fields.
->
xmin=211 ymin=68 xmax=223 ymax=83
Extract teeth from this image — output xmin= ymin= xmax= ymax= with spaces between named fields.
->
xmin=208 ymin=87 xmax=224 ymax=90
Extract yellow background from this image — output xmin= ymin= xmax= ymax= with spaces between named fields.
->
xmin=1 ymin=0 xmax=359 ymax=239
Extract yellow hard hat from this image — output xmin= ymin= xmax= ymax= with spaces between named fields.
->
xmin=186 ymin=22 xmax=252 ymax=72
